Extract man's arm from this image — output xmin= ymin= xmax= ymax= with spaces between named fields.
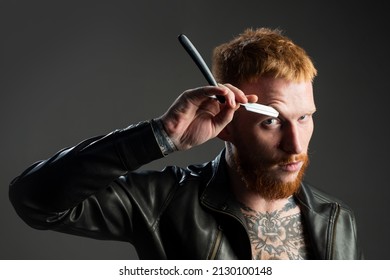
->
xmin=8 ymin=121 xmax=163 ymax=227
xmin=8 ymin=85 xmax=253 ymax=240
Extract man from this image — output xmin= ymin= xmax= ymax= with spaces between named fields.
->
xmin=9 ymin=28 xmax=363 ymax=259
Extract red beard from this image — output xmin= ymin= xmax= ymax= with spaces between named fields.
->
xmin=234 ymin=152 xmax=309 ymax=200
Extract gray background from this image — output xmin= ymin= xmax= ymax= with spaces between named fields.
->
xmin=1 ymin=0 xmax=388 ymax=259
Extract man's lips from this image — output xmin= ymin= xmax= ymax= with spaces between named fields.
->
xmin=278 ymin=161 xmax=303 ymax=172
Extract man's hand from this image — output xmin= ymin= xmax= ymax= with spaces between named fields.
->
xmin=158 ymin=84 xmax=257 ymax=151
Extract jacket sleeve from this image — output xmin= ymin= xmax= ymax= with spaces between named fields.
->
xmin=8 ymin=121 xmax=168 ymax=242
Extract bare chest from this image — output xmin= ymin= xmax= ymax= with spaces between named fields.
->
xmin=240 ymin=202 xmax=312 ymax=260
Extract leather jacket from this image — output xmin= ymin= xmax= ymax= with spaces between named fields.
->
xmin=9 ymin=121 xmax=363 ymax=259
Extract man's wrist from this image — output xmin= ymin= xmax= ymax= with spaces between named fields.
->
xmin=150 ymin=118 xmax=177 ymax=156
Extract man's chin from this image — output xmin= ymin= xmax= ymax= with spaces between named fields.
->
xmin=251 ymin=176 xmax=302 ymax=200
xmin=274 ymin=170 xmax=302 ymax=184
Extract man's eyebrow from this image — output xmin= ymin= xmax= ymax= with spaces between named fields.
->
xmin=267 ymin=108 xmax=317 ymax=120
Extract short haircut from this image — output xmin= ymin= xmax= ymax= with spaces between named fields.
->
xmin=212 ymin=27 xmax=317 ymax=86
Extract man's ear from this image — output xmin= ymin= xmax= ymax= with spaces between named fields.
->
xmin=217 ymin=123 xmax=234 ymax=142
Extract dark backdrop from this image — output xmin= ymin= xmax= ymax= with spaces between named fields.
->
xmin=1 ymin=0 xmax=388 ymax=259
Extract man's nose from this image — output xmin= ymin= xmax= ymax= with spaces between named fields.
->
xmin=280 ymin=123 xmax=303 ymax=155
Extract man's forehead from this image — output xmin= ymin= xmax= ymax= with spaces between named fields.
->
xmin=241 ymin=78 xmax=315 ymax=111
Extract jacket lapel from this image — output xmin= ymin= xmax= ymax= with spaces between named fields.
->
xmin=295 ymin=183 xmax=337 ymax=260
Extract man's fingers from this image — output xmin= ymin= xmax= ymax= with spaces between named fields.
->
xmin=220 ymin=84 xmax=248 ymax=104
xmin=213 ymin=103 xmax=237 ymax=131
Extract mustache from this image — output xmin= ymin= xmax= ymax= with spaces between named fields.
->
xmin=237 ymin=152 xmax=309 ymax=173
xmin=276 ymin=154 xmax=308 ymax=165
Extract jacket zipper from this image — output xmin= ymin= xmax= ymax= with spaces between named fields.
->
xmin=209 ymin=225 xmax=223 ymax=260
xmin=326 ymin=203 xmax=340 ymax=259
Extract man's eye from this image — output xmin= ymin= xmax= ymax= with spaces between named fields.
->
xmin=299 ymin=114 xmax=311 ymax=122
xmin=262 ymin=118 xmax=280 ymax=127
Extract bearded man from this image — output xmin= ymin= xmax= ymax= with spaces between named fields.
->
xmin=9 ymin=28 xmax=363 ymax=260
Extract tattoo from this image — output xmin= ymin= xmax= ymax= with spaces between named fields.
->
xmin=282 ymin=196 xmax=297 ymax=212
xmin=240 ymin=197 xmax=311 ymax=260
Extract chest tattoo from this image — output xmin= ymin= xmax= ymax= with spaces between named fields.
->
xmin=240 ymin=197 xmax=312 ymax=260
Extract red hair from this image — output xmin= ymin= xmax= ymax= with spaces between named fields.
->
xmin=212 ymin=28 xmax=317 ymax=86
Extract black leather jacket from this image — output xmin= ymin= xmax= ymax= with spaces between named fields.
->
xmin=9 ymin=121 xmax=363 ymax=259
